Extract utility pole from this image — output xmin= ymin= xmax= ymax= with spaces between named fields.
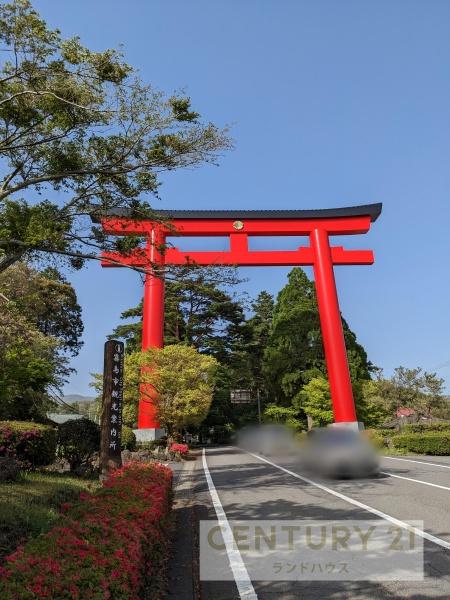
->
xmin=257 ymin=389 xmax=262 ymax=425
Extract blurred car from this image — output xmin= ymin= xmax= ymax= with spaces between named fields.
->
xmin=235 ymin=425 xmax=260 ymax=453
xmin=299 ymin=427 xmax=379 ymax=479
xmin=258 ymin=424 xmax=296 ymax=457
xmin=236 ymin=424 xmax=296 ymax=457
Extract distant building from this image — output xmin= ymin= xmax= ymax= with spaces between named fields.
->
xmin=396 ymin=407 xmax=416 ymax=419
xmin=46 ymin=413 xmax=84 ymax=425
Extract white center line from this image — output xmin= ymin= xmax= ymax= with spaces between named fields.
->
xmin=246 ymin=450 xmax=450 ymax=551
xmin=383 ymin=456 xmax=450 ymax=469
xmin=381 ymin=471 xmax=450 ymax=491
xmin=202 ymin=448 xmax=258 ymax=600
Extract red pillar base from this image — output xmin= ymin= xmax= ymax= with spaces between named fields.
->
xmin=328 ymin=421 xmax=364 ymax=432
xmin=133 ymin=427 xmax=166 ymax=442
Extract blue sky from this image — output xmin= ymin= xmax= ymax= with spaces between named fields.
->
xmin=32 ymin=0 xmax=450 ymax=396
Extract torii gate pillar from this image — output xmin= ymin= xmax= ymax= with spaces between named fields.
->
xmin=138 ymin=226 xmax=166 ymax=439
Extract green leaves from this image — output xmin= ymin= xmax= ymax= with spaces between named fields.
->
xmin=0 ymin=263 xmax=83 ymax=420
xmin=262 ymin=267 xmax=372 ymax=406
xmin=0 ymin=0 xmax=231 ymax=271
xmin=121 ymin=345 xmax=218 ymax=433
xmin=293 ymin=377 xmax=334 ymax=427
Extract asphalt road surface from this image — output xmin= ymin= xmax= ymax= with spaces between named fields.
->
xmin=188 ymin=447 xmax=450 ymax=600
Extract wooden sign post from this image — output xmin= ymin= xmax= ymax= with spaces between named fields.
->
xmin=100 ymin=340 xmax=124 ymax=480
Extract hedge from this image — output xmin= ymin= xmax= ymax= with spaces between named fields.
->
xmin=364 ymin=428 xmax=396 ymax=449
xmin=399 ymin=422 xmax=450 ymax=434
xmin=392 ymin=432 xmax=450 ymax=455
xmin=0 ymin=462 xmax=173 ymax=599
xmin=0 ymin=421 xmax=57 ymax=468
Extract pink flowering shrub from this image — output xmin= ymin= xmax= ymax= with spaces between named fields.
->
xmin=0 ymin=462 xmax=173 ymax=599
xmin=0 ymin=421 xmax=57 ymax=468
xmin=169 ymin=443 xmax=188 ymax=456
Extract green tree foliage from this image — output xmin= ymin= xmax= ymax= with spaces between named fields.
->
xmin=56 ymin=417 xmax=100 ymax=473
xmin=0 ymin=263 xmax=83 ymax=355
xmin=111 ymin=266 xmax=246 ymax=357
xmin=262 ymin=268 xmax=371 ymax=406
xmin=0 ymin=263 xmax=82 ymax=420
xmin=0 ymin=0 xmax=231 ymax=272
xmin=293 ymin=376 xmax=334 ymax=427
xmin=121 ymin=346 xmax=218 ymax=436
xmin=361 ymin=367 xmax=448 ymax=422
xmin=262 ymin=404 xmax=302 ymax=430
xmin=0 ymin=304 xmax=61 ymax=420
xmin=246 ymin=291 xmax=274 ymax=390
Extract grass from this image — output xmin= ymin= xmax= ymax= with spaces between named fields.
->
xmin=0 ymin=471 xmax=100 ymax=562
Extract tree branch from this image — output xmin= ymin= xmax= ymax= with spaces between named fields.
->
xmin=0 ymin=89 xmax=114 ymax=113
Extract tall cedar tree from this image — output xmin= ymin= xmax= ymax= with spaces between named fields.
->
xmin=263 ymin=268 xmax=372 ymax=406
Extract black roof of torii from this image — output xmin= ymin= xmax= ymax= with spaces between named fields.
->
xmin=91 ymin=203 xmax=382 ymax=223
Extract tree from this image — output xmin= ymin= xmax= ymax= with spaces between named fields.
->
xmin=262 ymin=268 xmax=372 ymax=406
xmin=360 ymin=367 xmax=448 ymax=424
xmin=263 ymin=404 xmax=302 ymax=430
xmin=136 ymin=346 xmax=218 ymax=437
xmin=111 ymin=265 xmax=246 ymax=360
xmin=0 ymin=262 xmax=83 ymax=356
xmin=0 ymin=1 xmax=231 ymax=272
xmin=293 ymin=377 xmax=334 ymax=428
xmin=0 ymin=303 xmax=62 ymax=420
xmin=246 ymin=291 xmax=274 ymax=390
xmin=0 ymin=262 xmax=82 ymax=420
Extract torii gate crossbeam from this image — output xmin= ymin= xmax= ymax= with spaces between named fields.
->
xmin=93 ymin=203 xmax=381 ymax=438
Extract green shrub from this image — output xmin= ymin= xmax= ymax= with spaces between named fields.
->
xmin=400 ymin=422 xmax=450 ymax=434
xmin=121 ymin=426 xmax=136 ymax=451
xmin=364 ymin=428 xmax=395 ymax=449
xmin=0 ymin=421 xmax=57 ymax=468
xmin=57 ymin=418 xmax=100 ymax=472
xmin=373 ymin=427 xmax=398 ymax=437
xmin=392 ymin=432 xmax=450 ymax=455
xmin=368 ymin=432 xmax=387 ymax=450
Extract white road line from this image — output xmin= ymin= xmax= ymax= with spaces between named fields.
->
xmin=383 ymin=456 xmax=450 ymax=470
xmin=202 ymin=449 xmax=258 ymax=600
xmin=381 ymin=471 xmax=450 ymax=491
xmin=246 ymin=450 xmax=450 ymax=551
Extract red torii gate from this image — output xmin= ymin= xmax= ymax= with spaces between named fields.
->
xmin=95 ymin=203 xmax=381 ymax=437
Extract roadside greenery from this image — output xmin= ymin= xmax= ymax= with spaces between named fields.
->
xmin=0 ymin=462 xmax=172 ymax=599
xmin=56 ymin=418 xmax=100 ymax=473
xmin=392 ymin=432 xmax=450 ymax=455
xmin=0 ymin=470 xmax=98 ymax=562
xmin=0 ymin=421 xmax=57 ymax=468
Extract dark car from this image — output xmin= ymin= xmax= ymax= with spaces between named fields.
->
xmin=299 ymin=427 xmax=380 ymax=479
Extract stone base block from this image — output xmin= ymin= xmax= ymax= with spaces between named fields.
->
xmin=133 ymin=428 xmax=166 ymax=442
xmin=328 ymin=421 xmax=365 ymax=431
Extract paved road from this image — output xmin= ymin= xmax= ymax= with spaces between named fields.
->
xmin=189 ymin=447 xmax=450 ymax=600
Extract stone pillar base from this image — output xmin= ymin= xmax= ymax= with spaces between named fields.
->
xmin=328 ymin=421 xmax=365 ymax=432
xmin=133 ymin=428 xmax=166 ymax=442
